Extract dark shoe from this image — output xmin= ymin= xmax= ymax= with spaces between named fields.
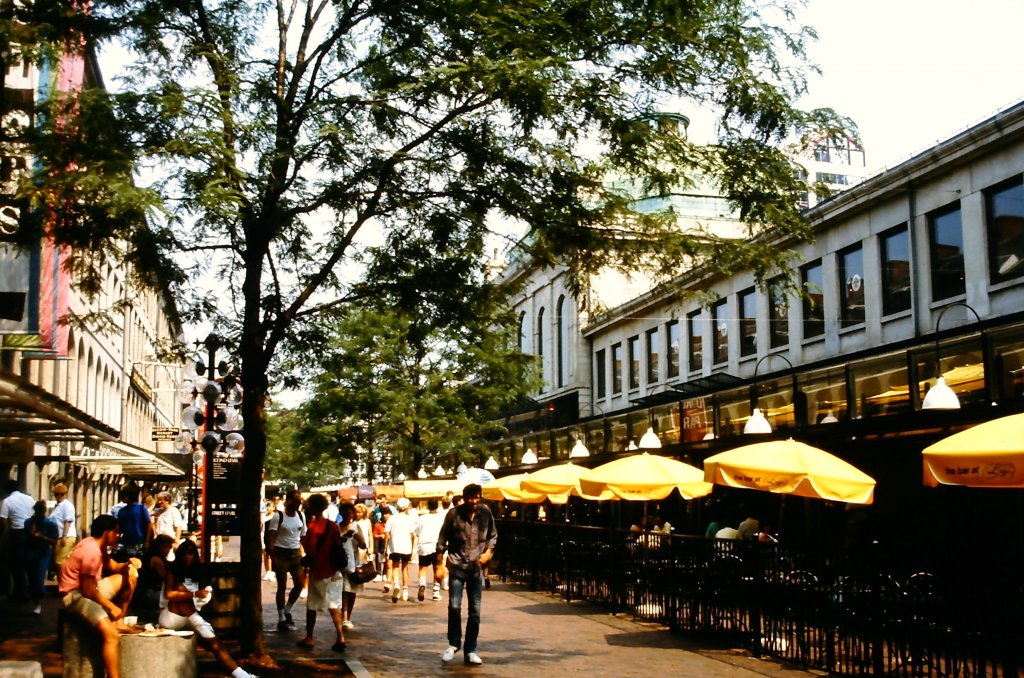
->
xmin=331 ymin=641 xmax=346 ymax=652
xmin=418 ymin=584 xmax=426 ymax=601
xmin=484 ymin=577 xmax=491 ymax=590
xmin=277 ymin=620 xmax=290 ymax=632
xmin=392 ymin=586 xmax=400 ymax=603
xmin=284 ymin=612 xmax=294 ymax=625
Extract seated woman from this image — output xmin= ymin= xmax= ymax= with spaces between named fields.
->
xmin=131 ymin=534 xmax=175 ymax=622
xmin=160 ymin=539 xmax=257 ymax=678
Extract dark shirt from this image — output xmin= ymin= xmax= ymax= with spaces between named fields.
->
xmin=118 ymin=502 xmax=151 ymax=546
xmin=26 ymin=515 xmax=58 ymax=560
xmin=437 ymin=503 xmax=497 ymax=576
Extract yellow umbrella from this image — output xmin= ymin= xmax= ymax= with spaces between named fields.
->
xmin=578 ymin=453 xmax=714 ymax=501
xmin=703 ymin=438 xmax=876 ymax=504
xmin=520 ymin=462 xmax=613 ymax=502
xmin=922 ymin=412 xmax=1024 ymax=487
xmin=481 ymin=473 xmax=546 ymax=503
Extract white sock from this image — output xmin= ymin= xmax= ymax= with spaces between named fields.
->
xmin=231 ymin=668 xmax=251 ymax=678
xmin=418 ymin=577 xmax=426 ymax=587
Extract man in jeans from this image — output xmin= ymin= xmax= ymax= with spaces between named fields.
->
xmin=436 ymin=483 xmax=496 ymax=666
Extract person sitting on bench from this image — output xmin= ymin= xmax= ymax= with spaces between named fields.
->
xmin=58 ymin=514 xmax=140 ymax=678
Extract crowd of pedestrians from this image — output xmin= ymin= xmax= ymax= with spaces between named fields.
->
xmin=261 ymin=483 xmax=498 ymax=665
xmin=1 ymin=476 xmax=500 ymax=673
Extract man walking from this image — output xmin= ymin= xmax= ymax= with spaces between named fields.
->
xmin=0 ymin=478 xmax=35 ymax=602
xmin=436 ymin=483 xmax=496 ymax=666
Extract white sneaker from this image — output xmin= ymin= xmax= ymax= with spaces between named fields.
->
xmin=342 ymin=620 xmax=354 ymax=630
xmin=441 ymin=646 xmax=459 ymax=663
xmin=373 ymin=574 xmax=382 ymax=582
xmin=32 ymin=603 xmax=42 ymax=615
xmin=401 ymin=587 xmax=409 ymax=601
xmin=465 ymin=652 xmax=482 ymax=665
xmin=432 ymin=590 xmax=442 ymax=601
xmin=262 ymin=571 xmax=276 ymax=582
xmin=300 ymin=587 xmax=308 ymax=599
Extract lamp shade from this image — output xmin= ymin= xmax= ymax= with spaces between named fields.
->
xmin=484 ymin=455 xmax=500 ymax=470
xmin=456 ymin=462 xmax=468 ymax=476
xmin=521 ymin=448 xmax=538 ymax=464
xmin=922 ymin=376 xmax=961 ymax=410
xmin=569 ymin=439 xmax=590 ymax=458
xmin=743 ymin=407 xmax=772 ymax=434
xmin=638 ymin=426 xmax=662 ymax=449
xmin=433 ymin=465 xmax=446 ymax=476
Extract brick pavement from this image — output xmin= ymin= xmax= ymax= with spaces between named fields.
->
xmin=1 ymin=572 xmax=824 ymax=678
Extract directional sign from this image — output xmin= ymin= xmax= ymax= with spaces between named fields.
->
xmin=151 ymin=426 xmax=180 ymax=441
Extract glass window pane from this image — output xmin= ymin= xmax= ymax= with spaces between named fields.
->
xmin=990 ymin=325 xmax=1024 ymax=402
xmin=881 ymin=226 xmax=911 ymax=315
xmin=851 ymin=353 xmax=911 ymax=418
xmin=687 ymin=310 xmax=702 ymax=372
xmin=914 ymin=336 xmax=986 ymax=409
xmin=986 ymin=177 xmax=1024 ymax=284
xmin=667 ymin=321 xmax=680 ymax=379
xmin=680 ymin=397 xmax=714 ymax=442
xmin=646 ymin=328 xmax=660 ymax=384
xmin=769 ymin=279 xmax=789 ymax=348
xmin=798 ymin=366 xmax=848 ymax=425
xmin=840 ymin=246 xmax=865 ymax=327
xmin=802 ymin=261 xmax=825 ymax=339
xmin=929 ymin=204 xmax=965 ymax=302
xmin=739 ymin=288 xmax=757 ymax=357
xmin=712 ymin=300 xmax=729 ymax=364
xmin=628 ymin=336 xmax=640 ymax=390
xmin=595 ymin=349 xmax=606 ymax=399
xmin=612 ymin=343 xmax=623 ymax=394
xmin=651 ymin=403 xmax=681 ymax=445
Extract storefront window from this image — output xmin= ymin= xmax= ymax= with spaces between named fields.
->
xmin=851 ymin=353 xmax=911 ymax=418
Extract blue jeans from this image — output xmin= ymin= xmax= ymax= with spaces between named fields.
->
xmin=447 ymin=568 xmax=483 ymax=654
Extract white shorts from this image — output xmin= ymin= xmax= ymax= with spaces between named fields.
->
xmin=159 ymin=608 xmax=216 ymax=639
xmin=306 ymin=574 xmax=344 ymax=612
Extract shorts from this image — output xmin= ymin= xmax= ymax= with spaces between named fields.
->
xmin=388 ymin=553 xmax=411 ymax=565
xmin=159 ymin=608 xmax=216 ymax=639
xmin=273 ymin=547 xmax=302 ymax=572
xmin=62 ymin=577 xmax=121 ymax=626
xmin=418 ymin=552 xmax=439 ymax=569
xmin=306 ymin=575 xmax=344 ymax=611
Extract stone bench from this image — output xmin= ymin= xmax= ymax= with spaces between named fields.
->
xmin=61 ymin=614 xmax=196 ymax=678
xmin=0 ymin=662 xmax=43 ymax=678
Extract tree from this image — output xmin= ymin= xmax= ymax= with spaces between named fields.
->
xmin=294 ymin=286 xmax=539 ymax=480
xmin=13 ymin=0 xmax=855 ymax=659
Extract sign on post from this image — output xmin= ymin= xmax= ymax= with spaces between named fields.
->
xmin=151 ymin=426 xmax=180 ymax=441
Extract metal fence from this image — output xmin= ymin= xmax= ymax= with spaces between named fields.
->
xmin=495 ymin=520 xmax=1021 ymax=677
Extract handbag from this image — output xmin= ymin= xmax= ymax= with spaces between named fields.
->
xmin=348 ymin=562 xmax=376 ymax=585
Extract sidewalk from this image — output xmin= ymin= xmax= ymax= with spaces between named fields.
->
xmin=1 ymin=573 xmax=824 ymax=678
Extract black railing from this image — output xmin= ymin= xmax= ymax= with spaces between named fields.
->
xmin=495 ymin=520 xmax=1021 ymax=676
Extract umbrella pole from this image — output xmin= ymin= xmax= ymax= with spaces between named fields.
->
xmin=777 ymin=495 xmax=786 ymax=537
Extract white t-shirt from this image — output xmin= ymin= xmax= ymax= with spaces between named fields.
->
xmin=0 ymin=490 xmax=35 ymax=529
xmin=271 ymin=510 xmax=306 ymax=549
xmin=385 ymin=511 xmax=416 ymax=556
xmin=51 ymin=498 xmax=78 ymax=538
xmin=415 ymin=510 xmax=446 ymax=556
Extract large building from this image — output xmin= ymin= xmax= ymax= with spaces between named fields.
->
xmin=0 ymin=42 xmax=186 ymax=529
xmin=487 ymin=99 xmax=1024 ymax=565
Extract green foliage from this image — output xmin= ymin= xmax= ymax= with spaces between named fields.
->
xmin=293 ymin=286 xmax=539 ymax=480
xmin=7 ymin=0 xmax=856 ymax=654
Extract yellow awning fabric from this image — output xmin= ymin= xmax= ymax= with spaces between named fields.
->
xmin=579 ymin=453 xmax=713 ymax=501
xmin=922 ymin=412 xmax=1024 ymax=487
xmin=403 ymin=478 xmax=467 ymax=499
xmin=481 ymin=473 xmax=546 ymax=503
xmin=703 ymin=438 xmax=876 ymax=504
xmin=520 ymin=462 xmax=613 ymax=502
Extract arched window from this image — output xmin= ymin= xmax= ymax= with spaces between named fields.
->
xmin=556 ymin=295 xmax=569 ymax=388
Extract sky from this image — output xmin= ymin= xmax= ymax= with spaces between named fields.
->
xmin=795 ymin=0 xmax=1024 ymax=171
